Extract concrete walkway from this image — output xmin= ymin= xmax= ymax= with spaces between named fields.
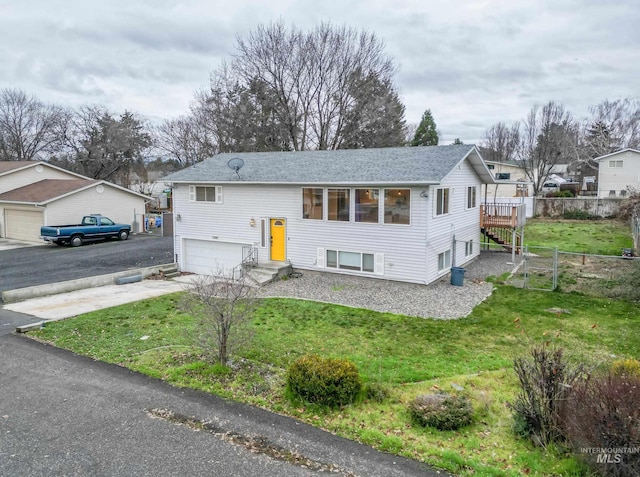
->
xmin=3 ymin=278 xmax=188 ymax=321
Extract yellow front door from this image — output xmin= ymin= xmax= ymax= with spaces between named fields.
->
xmin=270 ymin=218 xmax=286 ymax=261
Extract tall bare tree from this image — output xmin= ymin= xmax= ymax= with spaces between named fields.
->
xmin=0 ymin=88 xmax=64 ymax=161
xmin=154 ymin=115 xmax=216 ymax=166
xmin=479 ymin=122 xmax=520 ymax=163
xmin=196 ymin=21 xmax=400 ymax=152
xmin=518 ymin=101 xmax=578 ymax=194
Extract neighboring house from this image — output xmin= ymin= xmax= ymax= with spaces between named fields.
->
xmin=594 ymin=148 xmax=640 ymax=198
xmin=163 ymin=145 xmax=497 ymax=285
xmin=0 ymin=161 xmax=148 ymax=242
xmin=0 ymin=161 xmax=86 ymax=194
xmin=484 ymin=160 xmax=532 ymax=198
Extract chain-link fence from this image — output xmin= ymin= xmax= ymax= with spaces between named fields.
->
xmin=501 ymin=245 xmax=640 ymax=300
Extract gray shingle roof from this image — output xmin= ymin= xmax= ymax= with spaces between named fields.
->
xmin=162 ymin=144 xmax=494 ymax=185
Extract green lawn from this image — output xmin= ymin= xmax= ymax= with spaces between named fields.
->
xmin=30 ymin=286 xmax=640 ymax=476
xmin=524 ymin=218 xmax=633 ymax=255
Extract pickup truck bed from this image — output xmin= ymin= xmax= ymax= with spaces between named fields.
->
xmin=40 ymin=215 xmax=131 ymax=247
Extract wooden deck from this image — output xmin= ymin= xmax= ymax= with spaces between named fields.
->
xmin=480 ymin=203 xmax=526 ymax=229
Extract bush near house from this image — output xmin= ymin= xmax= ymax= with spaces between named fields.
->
xmin=287 ymin=354 xmax=362 ymax=407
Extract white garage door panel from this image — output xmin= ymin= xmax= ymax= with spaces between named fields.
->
xmin=5 ymin=209 xmax=44 ymax=242
xmin=183 ymin=239 xmax=245 ymax=275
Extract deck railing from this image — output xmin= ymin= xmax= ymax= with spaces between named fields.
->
xmin=480 ymin=203 xmax=526 ymax=229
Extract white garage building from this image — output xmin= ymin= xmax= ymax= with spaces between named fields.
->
xmin=0 ymin=162 xmax=148 ymax=242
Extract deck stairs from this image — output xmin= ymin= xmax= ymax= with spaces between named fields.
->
xmin=480 ymin=203 xmax=526 ymax=253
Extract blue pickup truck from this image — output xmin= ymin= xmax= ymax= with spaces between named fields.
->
xmin=40 ymin=215 xmax=131 ymax=247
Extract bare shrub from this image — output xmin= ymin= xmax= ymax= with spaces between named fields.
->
xmin=511 ymin=345 xmax=585 ymax=447
xmin=560 ymin=371 xmax=640 ymax=477
xmin=180 ymin=273 xmax=259 ymax=366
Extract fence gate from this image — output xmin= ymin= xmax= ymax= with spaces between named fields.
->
xmin=510 ymin=245 xmax=558 ymax=291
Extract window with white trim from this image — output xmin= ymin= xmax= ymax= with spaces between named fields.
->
xmin=323 ymin=249 xmax=381 ymax=274
xmin=438 ymin=250 xmax=451 ymax=271
xmin=436 ymin=188 xmax=449 ymax=215
xmin=355 ymin=188 xmax=379 ymax=223
xmin=466 ymin=186 xmax=477 ymax=209
xmin=189 ymin=185 xmax=222 ymax=203
xmin=302 ymin=188 xmax=323 ymax=219
xmin=609 ymin=160 xmax=623 ymax=168
xmin=384 ymin=189 xmax=410 ymax=224
xmin=328 ymin=189 xmax=350 ymax=221
xmin=465 ymin=240 xmax=473 ymax=257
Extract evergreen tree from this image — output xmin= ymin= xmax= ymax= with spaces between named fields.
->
xmin=411 ymin=109 xmax=439 ymax=146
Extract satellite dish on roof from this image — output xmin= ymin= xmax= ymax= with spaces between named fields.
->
xmin=227 ymin=158 xmax=244 ymax=178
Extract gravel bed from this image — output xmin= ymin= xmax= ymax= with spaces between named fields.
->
xmin=258 ymin=251 xmax=521 ymax=319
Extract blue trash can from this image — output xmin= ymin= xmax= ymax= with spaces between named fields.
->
xmin=450 ymin=267 xmax=465 ymax=286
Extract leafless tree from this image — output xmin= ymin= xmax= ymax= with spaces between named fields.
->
xmin=180 ymin=273 xmax=259 ymax=367
xmin=153 ymin=115 xmax=216 ymax=166
xmin=0 ymin=88 xmax=64 ymax=161
xmin=579 ymin=98 xmax=640 ymax=164
xmin=198 ymin=21 xmax=399 ymax=151
xmin=518 ymin=101 xmax=578 ymax=194
xmin=479 ymin=122 xmax=520 ymax=163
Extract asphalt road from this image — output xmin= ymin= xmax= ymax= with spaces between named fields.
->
xmin=0 ymin=234 xmax=174 ymax=296
xmin=0 ymin=334 xmax=441 ymax=477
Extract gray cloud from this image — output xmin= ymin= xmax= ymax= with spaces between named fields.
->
xmin=0 ymin=0 xmax=637 ymax=143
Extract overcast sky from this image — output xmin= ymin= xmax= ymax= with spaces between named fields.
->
xmin=1 ymin=0 xmax=638 ymax=144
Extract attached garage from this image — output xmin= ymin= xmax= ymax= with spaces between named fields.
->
xmin=183 ymin=239 xmax=247 ymax=276
xmin=4 ymin=208 xmax=44 ymax=241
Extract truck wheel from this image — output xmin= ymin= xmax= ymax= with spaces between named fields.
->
xmin=70 ymin=235 xmax=83 ymax=247
xmin=118 ymin=230 xmax=129 ymax=241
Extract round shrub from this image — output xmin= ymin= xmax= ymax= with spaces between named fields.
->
xmin=409 ymin=393 xmax=473 ymax=431
xmin=287 ymin=354 xmax=362 ymax=407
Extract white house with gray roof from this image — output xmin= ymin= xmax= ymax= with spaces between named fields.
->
xmin=163 ymin=144 xmax=496 ymax=285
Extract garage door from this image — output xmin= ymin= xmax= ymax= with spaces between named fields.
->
xmin=183 ymin=239 xmax=245 ymax=276
xmin=5 ymin=209 xmax=44 ymax=242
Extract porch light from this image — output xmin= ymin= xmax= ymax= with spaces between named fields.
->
xmin=249 ymin=217 xmax=256 ymax=227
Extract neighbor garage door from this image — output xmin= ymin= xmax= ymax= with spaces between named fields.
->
xmin=5 ymin=209 xmax=44 ymax=242
xmin=183 ymin=239 xmax=245 ymax=276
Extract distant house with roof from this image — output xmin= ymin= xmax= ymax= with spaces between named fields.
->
xmin=483 ymin=160 xmax=532 ymax=198
xmin=594 ymin=148 xmax=640 ymax=198
xmin=162 ymin=145 xmax=518 ymax=285
xmin=0 ymin=161 xmax=148 ymax=242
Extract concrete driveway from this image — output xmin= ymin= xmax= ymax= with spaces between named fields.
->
xmin=0 ymin=334 xmax=441 ymax=477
